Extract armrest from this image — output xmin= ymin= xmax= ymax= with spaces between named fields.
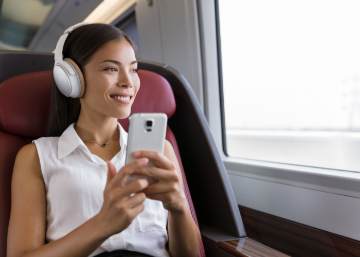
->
xmin=200 ymin=225 xmax=289 ymax=257
xmin=217 ymin=238 xmax=290 ymax=257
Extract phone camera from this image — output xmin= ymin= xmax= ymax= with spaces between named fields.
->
xmin=146 ymin=120 xmax=153 ymax=127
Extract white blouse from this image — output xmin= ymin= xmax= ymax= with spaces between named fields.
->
xmin=33 ymin=122 xmax=170 ymax=257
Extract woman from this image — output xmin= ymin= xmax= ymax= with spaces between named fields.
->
xmin=7 ymin=23 xmax=201 ymax=257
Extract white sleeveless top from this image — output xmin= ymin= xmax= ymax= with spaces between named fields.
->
xmin=32 ymin=122 xmax=170 ymax=257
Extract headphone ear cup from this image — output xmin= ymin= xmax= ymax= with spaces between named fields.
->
xmin=64 ymin=58 xmax=86 ymax=98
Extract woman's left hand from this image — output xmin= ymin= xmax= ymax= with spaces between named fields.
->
xmin=132 ymin=148 xmax=187 ymax=213
xmin=133 ymin=142 xmax=201 ymax=257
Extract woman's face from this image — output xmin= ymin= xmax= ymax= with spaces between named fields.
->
xmin=81 ymin=40 xmax=139 ymax=119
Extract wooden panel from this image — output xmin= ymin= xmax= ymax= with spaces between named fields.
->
xmin=239 ymin=205 xmax=360 ymax=257
xmin=218 ymin=238 xmax=290 ymax=257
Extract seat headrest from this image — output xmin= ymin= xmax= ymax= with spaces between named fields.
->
xmin=118 ymin=70 xmax=176 ymax=132
xmin=131 ymin=70 xmax=176 ymax=117
xmin=0 ymin=71 xmax=52 ymax=138
xmin=0 ymin=70 xmax=176 ymax=138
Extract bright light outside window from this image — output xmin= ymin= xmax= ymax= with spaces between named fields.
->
xmin=218 ymin=0 xmax=360 ymax=172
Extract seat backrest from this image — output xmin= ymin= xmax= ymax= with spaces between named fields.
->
xmin=0 ymin=70 xmax=205 ymax=256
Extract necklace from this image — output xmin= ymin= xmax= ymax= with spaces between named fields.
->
xmin=82 ymin=138 xmax=119 ymax=148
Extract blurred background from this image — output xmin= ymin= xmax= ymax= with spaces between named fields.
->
xmin=0 ymin=0 xmax=139 ymax=53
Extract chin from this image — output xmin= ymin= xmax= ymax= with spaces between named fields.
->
xmin=114 ymin=110 xmax=131 ymax=120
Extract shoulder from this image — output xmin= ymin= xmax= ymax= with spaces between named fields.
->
xmin=14 ymin=143 xmax=42 ymax=179
xmin=33 ymin=136 xmax=59 ymax=148
xmin=32 ymin=137 xmax=59 ymax=159
xmin=15 ymin=137 xmax=58 ymax=177
xmin=17 ymin=143 xmax=37 ymax=159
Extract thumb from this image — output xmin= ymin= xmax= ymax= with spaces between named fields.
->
xmin=106 ymin=161 xmax=116 ymax=184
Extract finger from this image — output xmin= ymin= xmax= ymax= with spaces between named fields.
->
xmin=133 ymin=151 xmax=174 ymax=170
xmin=111 ymin=179 xmax=149 ymax=202
xmin=141 ymin=183 xmax=172 ymax=196
xmin=110 ymin=158 xmax=148 ymax=189
xmin=106 ymin=161 xmax=116 ymax=184
xmin=133 ymin=166 xmax=179 ymax=181
xmin=145 ymin=191 xmax=175 ymax=203
xmin=128 ymin=202 xmax=145 ymax=217
xmin=124 ymin=192 xmax=146 ymax=208
xmin=116 ymin=202 xmax=145 ymax=223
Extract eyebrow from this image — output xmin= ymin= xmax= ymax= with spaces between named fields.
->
xmin=100 ymin=60 xmax=138 ymax=65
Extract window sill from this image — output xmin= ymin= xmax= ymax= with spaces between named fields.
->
xmin=224 ymin=156 xmax=360 ymax=199
xmin=224 ymin=158 xmax=360 ymax=241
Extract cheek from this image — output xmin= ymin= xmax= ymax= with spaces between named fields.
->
xmin=86 ymin=74 xmax=111 ymax=97
xmin=133 ymin=82 xmax=141 ymax=100
xmin=134 ymin=76 xmax=140 ymax=92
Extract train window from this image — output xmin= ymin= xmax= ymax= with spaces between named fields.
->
xmin=0 ymin=0 xmax=56 ymax=51
xmin=0 ymin=1 xmax=137 ymax=53
xmin=217 ymin=0 xmax=360 ymax=172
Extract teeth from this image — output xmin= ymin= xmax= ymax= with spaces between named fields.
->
xmin=114 ymin=96 xmax=130 ymax=101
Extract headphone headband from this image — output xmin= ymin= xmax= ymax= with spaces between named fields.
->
xmin=54 ymin=22 xmax=92 ymax=62
xmin=53 ymin=22 xmax=92 ymax=98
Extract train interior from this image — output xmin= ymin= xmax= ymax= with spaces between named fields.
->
xmin=1 ymin=0 xmax=360 ymax=256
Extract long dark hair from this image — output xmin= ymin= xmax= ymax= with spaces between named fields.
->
xmin=45 ymin=23 xmax=136 ymax=137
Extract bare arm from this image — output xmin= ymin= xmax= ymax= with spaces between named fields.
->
xmin=7 ymin=143 xmax=149 ymax=257
xmin=133 ymin=141 xmax=201 ymax=257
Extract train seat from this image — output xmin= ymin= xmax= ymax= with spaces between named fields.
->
xmin=0 ymin=69 xmax=205 ymax=256
xmin=0 ymin=51 xmax=246 ymax=257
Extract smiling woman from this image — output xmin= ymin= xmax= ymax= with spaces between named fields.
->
xmin=75 ymin=39 xmax=140 ymax=127
xmin=99 ymin=58 xmax=138 ymax=105
xmin=6 ymin=23 xmax=201 ymax=257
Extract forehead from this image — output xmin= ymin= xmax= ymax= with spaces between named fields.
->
xmin=90 ymin=40 xmax=136 ymax=64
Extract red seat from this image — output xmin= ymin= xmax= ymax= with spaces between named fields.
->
xmin=0 ymin=70 xmax=205 ymax=256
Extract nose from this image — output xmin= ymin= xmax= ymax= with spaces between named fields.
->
xmin=119 ymin=70 xmax=133 ymax=88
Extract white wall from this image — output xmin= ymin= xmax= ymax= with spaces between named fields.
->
xmin=135 ymin=0 xmax=204 ymax=110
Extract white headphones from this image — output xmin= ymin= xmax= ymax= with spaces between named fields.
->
xmin=53 ymin=22 xmax=92 ymax=98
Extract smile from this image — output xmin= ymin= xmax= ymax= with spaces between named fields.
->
xmin=113 ymin=95 xmax=130 ymax=101
xmin=110 ymin=94 xmax=133 ymax=104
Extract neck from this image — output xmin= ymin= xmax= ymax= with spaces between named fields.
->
xmin=74 ymin=110 xmax=119 ymax=143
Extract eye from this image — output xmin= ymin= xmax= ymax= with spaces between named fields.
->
xmin=104 ymin=67 xmax=118 ymax=72
xmin=131 ymin=68 xmax=138 ymax=73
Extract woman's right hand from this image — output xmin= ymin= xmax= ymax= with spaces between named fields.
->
xmin=95 ymin=158 xmax=149 ymax=237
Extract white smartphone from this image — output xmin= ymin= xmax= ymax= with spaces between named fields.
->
xmin=124 ymin=113 xmax=168 ymax=185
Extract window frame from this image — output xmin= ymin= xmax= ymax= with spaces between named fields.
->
xmin=214 ymin=0 xmax=360 ymax=173
xmin=213 ymin=0 xmax=229 ymax=156
xmin=213 ymin=0 xmax=360 ymax=185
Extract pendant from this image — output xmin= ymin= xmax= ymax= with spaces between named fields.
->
xmin=101 ymin=144 xmax=107 ymax=147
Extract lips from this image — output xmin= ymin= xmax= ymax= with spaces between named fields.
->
xmin=110 ymin=94 xmax=133 ymax=104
